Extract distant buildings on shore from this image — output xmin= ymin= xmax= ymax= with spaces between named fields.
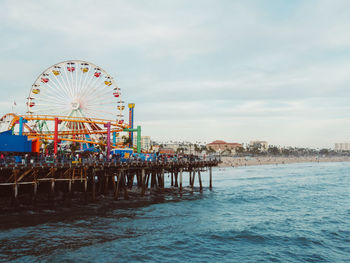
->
xmin=133 ymin=136 xmax=151 ymax=151
xmin=206 ymin=140 xmax=242 ymax=154
xmin=249 ymin=140 xmax=268 ymax=151
xmin=334 ymin=143 xmax=350 ymax=151
xmin=150 ymin=139 xmax=344 ymax=156
xmin=151 ymin=142 xmax=203 ymax=155
xmin=150 ymin=139 xmax=271 ymax=155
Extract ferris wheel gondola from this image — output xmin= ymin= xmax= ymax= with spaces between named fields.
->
xmin=26 ymin=60 xmax=126 ymax=144
xmin=27 ymin=60 xmax=124 ymax=121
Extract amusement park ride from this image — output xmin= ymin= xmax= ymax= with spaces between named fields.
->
xmin=0 ymin=60 xmax=141 ymax=156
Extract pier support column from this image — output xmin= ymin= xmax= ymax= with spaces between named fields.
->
xmin=122 ymin=172 xmax=129 ymax=200
xmin=13 ymin=169 xmax=18 ymax=207
xmin=191 ymin=170 xmax=195 ymax=189
xmin=49 ymin=168 xmax=55 ymax=206
xmin=11 ymin=169 xmax=19 ymax=207
xmin=174 ymin=171 xmax=178 ymax=187
xmin=179 ymin=168 xmax=183 ymax=192
xmin=84 ymin=178 xmax=88 ymax=202
xmin=209 ymin=166 xmax=212 ymax=190
xmin=161 ymin=169 xmax=165 ymax=189
xmin=84 ymin=167 xmax=88 ymax=202
xmin=92 ymin=169 xmax=96 ymax=201
xmin=151 ymin=171 xmax=156 ymax=189
xmin=141 ymin=169 xmax=146 ymax=196
xmin=198 ymin=169 xmax=203 ymax=192
xmin=146 ymin=171 xmax=150 ymax=189
xmin=104 ymin=172 xmax=109 ymax=194
xmin=68 ymin=178 xmax=72 ymax=203
xmin=33 ymin=169 xmax=38 ymax=205
xmin=13 ymin=183 xmax=18 ymax=206
xmin=112 ymin=173 xmax=117 ymax=199
xmin=114 ymin=172 xmax=121 ymax=200
xmin=50 ymin=178 xmax=55 ymax=206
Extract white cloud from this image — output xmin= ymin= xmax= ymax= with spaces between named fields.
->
xmin=1 ymin=0 xmax=350 ymax=148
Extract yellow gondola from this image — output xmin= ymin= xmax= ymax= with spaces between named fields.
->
xmin=117 ymin=106 xmax=125 ymax=110
xmin=104 ymin=81 xmax=112 ymax=86
xmin=52 ymin=70 xmax=60 ymax=76
xmin=81 ymin=67 xmax=89 ymax=73
xmin=32 ymin=88 xmax=40 ymax=94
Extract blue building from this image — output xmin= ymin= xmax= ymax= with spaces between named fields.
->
xmin=0 ymin=130 xmax=32 ymax=152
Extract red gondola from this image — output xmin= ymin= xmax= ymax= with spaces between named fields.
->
xmin=118 ymin=120 xmax=124 ymax=124
xmin=94 ymin=72 xmax=101 ymax=77
xmin=28 ymin=101 xmax=35 ymax=107
xmin=41 ymin=78 xmax=49 ymax=83
xmin=113 ymin=92 xmax=120 ymax=97
xmin=67 ymin=67 xmax=75 ymax=72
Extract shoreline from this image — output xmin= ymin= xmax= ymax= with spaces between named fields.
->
xmin=218 ymin=156 xmax=350 ymax=167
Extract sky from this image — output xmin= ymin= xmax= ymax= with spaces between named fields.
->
xmin=1 ymin=0 xmax=350 ymax=148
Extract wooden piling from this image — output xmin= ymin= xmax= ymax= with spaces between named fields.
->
xmin=151 ymin=171 xmax=157 ymax=189
xmin=122 ymin=172 xmax=129 ymax=200
xmin=209 ymin=166 xmax=212 ymax=189
xmin=92 ymin=169 xmax=96 ymax=201
xmin=84 ymin=178 xmax=88 ymax=202
xmin=13 ymin=169 xmax=18 ymax=206
xmin=141 ymin=169 xmax=146 ymax=196
xmin=104 ymin=172 xmax=109 ymax=194
xmin=174 ymin=171 xmax=178 ymax=187
xmin=33 ymin=169 xmax=38 ymax=205
xmin=68 ymin=178 xmax=72 ymax=201
xmin=146 ymin=171 xmax=150 ymax=188
xmin=191 ymin=170 xmax=196 ymax=189
xmin=84 ymin=167 xmax=88 ymax=202
xmin=161 ymin=169 xmax=165 ymax=189
xmin=115 ymin=171 xmax=121 ymax=200
xmin=198 ymin=169 xmax=203 ymax=192
xmin=50 ymin=178 xmax=55 ymax=206
xmin=179 ymin=168 xmax=183 ymax=192
xmin=112 ymin=173 xmax=117 ymax=199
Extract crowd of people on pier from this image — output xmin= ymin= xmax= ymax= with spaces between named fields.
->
xmin=0 ymin=151 xmax=204 ymax=166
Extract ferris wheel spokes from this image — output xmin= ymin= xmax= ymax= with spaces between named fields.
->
xmin=28 ymin=60 xmax=125 ymax=126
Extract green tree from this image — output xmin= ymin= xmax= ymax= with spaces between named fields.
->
xmin=319 ymin=148 xmax=329 ymax=155
xmin=268 ymin=146 xmax=279 ymax=155
xmin=194 ymin=144 xmax=201 ymax=154
xmin=207 ymin=146 xmax=216 ymax=154
xmin=235 ymin=146 xmax=245 ymax=155
xmin=122 ymin=135 xmax=132 ymax=147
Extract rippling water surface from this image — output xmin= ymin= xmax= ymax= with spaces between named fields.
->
xmin=1 ymin=162 xmax=350 ymax=262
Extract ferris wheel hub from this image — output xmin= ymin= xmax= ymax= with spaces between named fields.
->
xmin=71 ymin=100 xmax=80 ymax=110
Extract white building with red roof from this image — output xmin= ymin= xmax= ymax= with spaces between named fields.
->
xmin=206 ymin=140 xmax=242 ymax=153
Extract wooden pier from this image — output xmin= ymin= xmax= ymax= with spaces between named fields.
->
xmin=0 ymin=160 xmax=218 ymax=208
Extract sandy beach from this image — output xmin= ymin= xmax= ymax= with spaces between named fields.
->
xmin=219 ymin=156 xmax=350 ymax=167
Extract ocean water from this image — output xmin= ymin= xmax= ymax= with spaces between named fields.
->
xmin=0 ymin=162 xmax=350 ymax=262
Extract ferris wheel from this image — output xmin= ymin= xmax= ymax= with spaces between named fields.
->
xmin=27 ymin=60 xmax=125 ymax=121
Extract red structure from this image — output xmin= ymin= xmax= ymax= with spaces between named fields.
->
xmin=54 ymin=117 xmax=62 ymax=154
